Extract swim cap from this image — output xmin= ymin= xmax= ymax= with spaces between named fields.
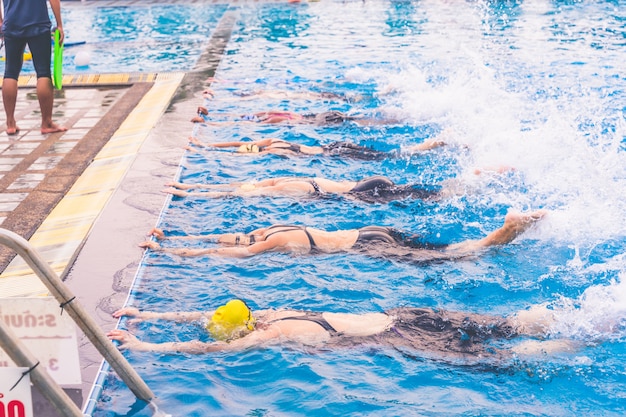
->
xmin=237 ymin=144 xmax=260 ymax=153
xmin=208 ymin=299 xmax=256 ymax=340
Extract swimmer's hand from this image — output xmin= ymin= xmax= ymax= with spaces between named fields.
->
xmin=202 ymin=89 xmax=215 ymax=99
xmin=111 ymin=307 xmax=145 ymax=325
xmin=147 ymin=228 xmax=166 ymax=240
xmin=139 ymin=240 xmax=161 ymax=250
xmin=165 ymin=181 xmax=194 ymax=190
xmin=107 ymin=329 xmax=145 ymax=351
xmin=162 ymin=187 xmax=189 ymax=197
xmin=188 ymin=136 xmax=205 ymax=147
xmin=112 ymin=307 xmax=141 ymax=318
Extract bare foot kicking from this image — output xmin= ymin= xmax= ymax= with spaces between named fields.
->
xmin=446 ymin=209 xmax=548 ymax=254
xmin=407 ymin=138 xmax=446 ymax=152
xmin=474 ymin=165 xmax=516 ymax=175
xmin=41 ymin=123 xmax=67 ymax=134
xmin=492 ymin=209 xmax=548 ymax=245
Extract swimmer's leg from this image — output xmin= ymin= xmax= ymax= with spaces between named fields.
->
xmin=510 ymin=339 xmax=580 ymax=356
xmin=446 ymin=209 xmax=547 ymax=254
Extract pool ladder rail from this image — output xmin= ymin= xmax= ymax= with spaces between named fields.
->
xmin=0 ymin=228 xmax=155 ymax=416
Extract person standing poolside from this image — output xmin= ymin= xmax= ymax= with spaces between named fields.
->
xmin=0 ymin=0 xmax=67 ymax=135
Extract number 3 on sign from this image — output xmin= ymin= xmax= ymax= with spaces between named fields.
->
xmin=0 ymin=368 xmax=34 ymax=417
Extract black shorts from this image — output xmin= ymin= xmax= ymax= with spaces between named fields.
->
xmin=3 ymin=32 xmax=52 ymax=80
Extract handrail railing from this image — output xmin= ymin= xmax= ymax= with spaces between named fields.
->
xmin=0 ymin=228 xmax=154 ymax=407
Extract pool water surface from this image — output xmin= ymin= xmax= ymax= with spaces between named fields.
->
xmin=93 ymin=1 xmax=625 ymax=416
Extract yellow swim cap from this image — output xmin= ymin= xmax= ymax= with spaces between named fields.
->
xmin=237 ymin=144 xmax=260 ymax=153
xmin=208 ymin=299 xmax=256 ymax=341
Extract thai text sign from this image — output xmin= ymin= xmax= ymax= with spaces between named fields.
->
xmin=0 ymin=368 xmax=34 ymax=417
xmin=0 ymin=297 xmax=80 ymax=385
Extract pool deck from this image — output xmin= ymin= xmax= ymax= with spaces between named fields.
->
xmin=0 ymin=4 xmax=240 ymax=412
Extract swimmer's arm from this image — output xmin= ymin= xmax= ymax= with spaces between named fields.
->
xmin=145 ymin=228 xmax=222 ymax=242
xmin=209 ymin=141 xmax=248 ymax=148
xmin=160 ymin=239 xmax=278 ymax=258
xmin=111 ymin=307 xmax=211 ymax=323
xmin=166 ymin=181 xmax=244 ymax=190
xmin=162 ymin=187 xmax=231 ymax=198
xmin=108 ymin=327 xmax=281 ymax=353
xmin=139 ymin=244 xmax=255 ymax=258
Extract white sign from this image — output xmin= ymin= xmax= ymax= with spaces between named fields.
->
xmin=0 ymin=367 xmax=34 ymax=417
xmin=0 ymin=297 xmax=80 ymax=385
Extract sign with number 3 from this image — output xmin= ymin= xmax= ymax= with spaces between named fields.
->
xmin=0 ymin=368 xmax=34 ymax=417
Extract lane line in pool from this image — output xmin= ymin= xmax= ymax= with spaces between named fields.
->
xmin=0 ymin=73 xmax=185 ymax=297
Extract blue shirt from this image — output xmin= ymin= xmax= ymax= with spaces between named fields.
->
xmin=2 ymin=0 xmax=51 ymax=38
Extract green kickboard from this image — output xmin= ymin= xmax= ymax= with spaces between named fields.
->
xmin=52 ymin=29 xmax=63 ymax=90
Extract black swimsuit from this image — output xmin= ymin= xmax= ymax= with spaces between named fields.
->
xmin=263 ymin=225 xmax=319 ymax=250
xmin=355 ymin=226 xmax=446 ymax=250
xmin=261 ymin=140 xmax=302 ymax=153
xmin=321 ymin=142 xmax=389 ymax=161
xmin=327 ymin=308 xmax=518 ymax=362
xmin=349 ymin=176 xmax=441 ymax=203
xmin=272 ymin=312 xmax=340 ymax=336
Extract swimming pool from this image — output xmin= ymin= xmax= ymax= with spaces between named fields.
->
xmin=0 ymin=1 xmax=228 ymax=74
xmin=94 ymin=1 xmax=625 ymax=416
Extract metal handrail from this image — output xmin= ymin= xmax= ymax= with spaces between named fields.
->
xmin=0 ymin=228 xmax=154 ymax=407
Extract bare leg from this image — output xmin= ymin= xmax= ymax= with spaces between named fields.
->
xmin=405 ymin=138 xmax=446 ymax=152
xmin=2 ymin=78 xmax=20 ymax=135
xmin=38 ymin=77 xmax=67 ymax=134
xmin=510 ymin=339 xmax=579 ymax=356
xmin=446 ymin=209 xmax=547 ymax=254
xmin=511 ymin=303 xmax=555 ymax=336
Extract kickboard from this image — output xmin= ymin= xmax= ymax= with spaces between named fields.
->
xmin=52 ymin=29 xmax=63 ymax=90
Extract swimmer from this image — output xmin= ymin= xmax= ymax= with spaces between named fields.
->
xmin=163 ymin=166 xmax=514 ymax=203
xmin=107 ymin=296 xmax=581 ymax=364
xmin=163 ymin=175 xmax=447 ymax=203
xmin=201 ymin=88 xmax=359 ymax=102
xmin=185 ymin=136 xmax=445 ymax=160
xmin=191 ymin=107 xmax=397 ymax=126
xmin=139 ymin=210 xmax=547 ymax=263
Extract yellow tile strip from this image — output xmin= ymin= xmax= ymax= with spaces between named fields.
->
xmin=0 ymin=72 xmax=186 ymax=297
xmin=0 ymin=72 xmax=163 ymax=87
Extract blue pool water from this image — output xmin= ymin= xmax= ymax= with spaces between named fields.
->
xmin=94 ymin=1 xmax=625 ymax=416
xmin=0 ymin=2 xmax=227 ymax=74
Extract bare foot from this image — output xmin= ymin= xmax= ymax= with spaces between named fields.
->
xmin=407 ymin=138 xmax=446 ymax=152
xmin=474 ymin=165 xmax=516 ymax=175
xmin=6 ymin=126 xmax=20 ymax=135
xmin=41 ymin=123 xmax=68 ymax=134
xmin=191 ymin=116 xmax=205 ymax=123
xmin=446 ymin=209 xmax=548 ymax=254
xmin=485 ymin=209 xmax=548 ymax=246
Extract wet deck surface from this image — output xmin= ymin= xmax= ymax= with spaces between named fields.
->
xmin=0 ymin=3 xmax=240 ymax=411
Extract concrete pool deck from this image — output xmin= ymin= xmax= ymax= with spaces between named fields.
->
xmin=0 ymin=5 xmax=239 ymax=413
